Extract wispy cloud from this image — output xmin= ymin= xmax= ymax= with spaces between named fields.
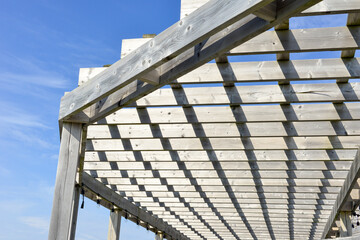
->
xmin=20 ymin=216 xmax=49 ymax=233
xmin=0 ymin=101 xmax=48 ymax=129
xmin=11 ymin=130 xmax=56 ymax=149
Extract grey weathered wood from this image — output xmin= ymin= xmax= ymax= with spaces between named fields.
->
xmin=78 ymin=57 xmax=360 ymax=86
xmin=95 ymin=103 xmax=360 ymax=125
xmin=85 ymin=136 xmax=360 ymax=151
xmin=322 ymin=149 xmax=360 ymax=239
xmin=48 ymin=123 xmax=83 ymax=240
xmin=61 ymin=0 xmax=322 ymax=124
xmin=180 ymin=0 xmax=360 ymax=19
xmin=155 ymin=232 xmax=163 ymax=240
xmin=69 ymin=186 xmax=80 ymax=240
xmin=123 ymin=83 xmax=360 ymax=107
xmin=81 ymin=172 xmax=190 ymax=240
xmin=340 ymin=212 xmax=352 ymax=237
xmin=87 ymin=121 xmax=360 ymax=138
xmin=108 ymin=210 xmax=121 ymax=240
xmin=59 ymin=0 xmax=277 ymax=121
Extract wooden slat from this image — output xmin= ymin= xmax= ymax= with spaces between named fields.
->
xmin=62 ymin=0 xmax=322 ymax=124
xmin=59 ymin=0 xmax=277 ymax=121
xmin=230 ymin=26 xmax=360 ymax=55
xmin=128 ymin=83 xmax=360 ymax=107
xmin=86 ymin=136 xmax=360 ymax=151
xmin=322 ymin=149 xmax=360 ymax=238
xmin=180 ymin=0 xmax=360 ymax=19
xmin=80 ymin=57 xmax=360 ymax=86
xmin=96 ymin=103 xmax=360 ymax=125
xmin=84 ymin=149 xmax=358 ymax=161
xmin=48 ymin=123 xmax=83 ymax=240
xmin=82 ymin=172 xmax=190 ymax=240
xmin=87 ymin=121 xmax=360 ymax=138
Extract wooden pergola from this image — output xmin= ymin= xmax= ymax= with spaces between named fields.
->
xmin=49 ymin=0 xmax=360 ymax=239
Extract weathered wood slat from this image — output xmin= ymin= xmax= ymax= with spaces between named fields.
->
xmin=117 ymin=27 xmax=360 ymax=60
xmin=84 ymin=149 xmax=358 ymax=161
xmin=101 ymin=176 xmax=344 ymax=187
xmin=59 ymin=0 xmax=277 ymax=121
xmin=128 ymin=83 xmax=360 ymax=107
xmin=87 ymin=121 xmax=360 ymax=138
xmin=81 ymin=172 xmax=190 ymax=240
xmin=86 ymin=136 xmax=360 ymax=151
xmin=180 ymin=0 xmax=360 ymax=18
xmin=96 ymin=103 xmax=360 ymax=125
xmin=62 ymin=0 xmax=322 ymax=123
xmin=84 ymin=161 xmax=351 ymax=171
xmin=322 ymin=149 xmax=360 ymax=238
xmin=48 ymin=123 xmax=83 ymax=240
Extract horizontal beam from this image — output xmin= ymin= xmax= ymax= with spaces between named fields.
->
xmin=87 ymin=121 xmax=360 ymax=138
xmin=180 ymin=0 xmax=360 ymax=18
xmin=86 ymin=136 xmax=360 ymax=151
xmin=126 ymin=83 xmax=360 ymax=107
xmin=59 ymin=0 xmax=278 ymax=121
xmin=322 ymin=149 xmax=360 ymax=238
xmin=94 ymin=102 xmax=360 ymax=125
xmin=81 ymin=172 xmax=190 ymax=240
xmin=84 ymin=149 xmax=358 ymax=161
xmin=118 ymin=27 xmax=360 ymax=58
xmin=61 ymin=0 xmax=322 ymax=124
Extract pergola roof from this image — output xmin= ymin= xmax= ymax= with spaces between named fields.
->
xmin=50 ymin=0 xmax=360 ymax=239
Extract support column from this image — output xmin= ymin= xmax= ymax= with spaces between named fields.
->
xmin=48 ymin=123 xmax=83 ymax=240
xmin=107 ymin=210 xmax=122 ymax=240
xmin=155 ymin=232 xmax=163 ymax=240
xmin=340 ymin=211 xmax=352 ymax=237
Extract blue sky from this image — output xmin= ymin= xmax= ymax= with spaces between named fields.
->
xmin=0 ymin=1 xmax=356 ymax=240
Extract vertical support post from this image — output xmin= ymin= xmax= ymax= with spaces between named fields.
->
xmin=107 ymin=210 xmax=122 ymax=240
xmin=69 ymin=186 xmax=80 ymax=240
xmin=339 ymin=211 xmax=352 ymax=237
xmin=48 ymin=123 xmax=83 ymax=240
xmin=155 ymin=232 xmax=164 ymax=240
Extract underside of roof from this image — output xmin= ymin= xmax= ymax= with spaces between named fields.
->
xmin=50 ymin=0 xmax=360 ymax=239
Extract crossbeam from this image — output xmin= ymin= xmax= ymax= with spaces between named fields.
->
xmin=81 ymin=172 xmax=190 ymax=240
xmin=322 ymin=149 xmax=360 ymax=238
xmin=59 ymin=0 xmax=322 ymax=124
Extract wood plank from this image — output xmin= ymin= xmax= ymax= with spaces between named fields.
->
xmin=322 ymin=149 xmax=360 ymax=238
xmin=48 ymin=123 xmax=83 ymax=240
xmin=180 ymin=0 xmax=360 ymax=18
xmin=59 ymin=0 xmax=277 ymax=121
xmin=81 ymin=172 xmax=190 ymax=240
xmin=87 ymin=121 xmax=360 ymax=138
xmin=79 ymin=57 xmax=360 ymax=86
xmin=84 ymin=149 xmax=358 ymax=161
xmin=96 ymin=102 xmax=360 ymax=126
xmin=230 ymin=26 xmax=360 ymax=55
xmin=86 ymin=136 xmax=360 ymax=151
xmin=84 ymin=161 xmax=352 ymax=171
xmin=62 ymin=0 xmax=322 ymax=123
xmin=108 ymin=210 xmax=121 ymax=240
xmin=128 ymin=83 xmax=360 ymax=107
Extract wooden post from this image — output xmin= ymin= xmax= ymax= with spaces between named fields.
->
xmin=69 ymin=186 xmax=80 ymax=240
xmin=107 ymin=210 xmax=122 ymax=240
xmin=155 ymin=232 xmax=163 ymax=240
xmin=48 ymin=123 xmax=83 ymax=240
xmin=340 ymin=211 xmax=352 ymax=237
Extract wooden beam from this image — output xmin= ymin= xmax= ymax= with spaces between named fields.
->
xmin=180 ymin=0 xmax=360 ymax=19
xmin=59 ymin=0 xmax=278 ymax=121
xmin=322 ymin=149 xmax=360 ymax=239
xmin=81 ymin=172 xmax=190 ymax=240
xmin=339 ymin=211 xmax=352 ymax=237
xmin=86 ymin=121 xmax=360 ymax=138
xmin=118 ymin=83 xmax=360 ymax=107
xmin=60 ymin=0 xmax=322 ymax=124
xmin=79 ymin=57 xmax=360 ymax=86
xmin=108 ymin=210 xmax=121 ymax=240
xmin=48 ymin=123 xmax=83 ymax=240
